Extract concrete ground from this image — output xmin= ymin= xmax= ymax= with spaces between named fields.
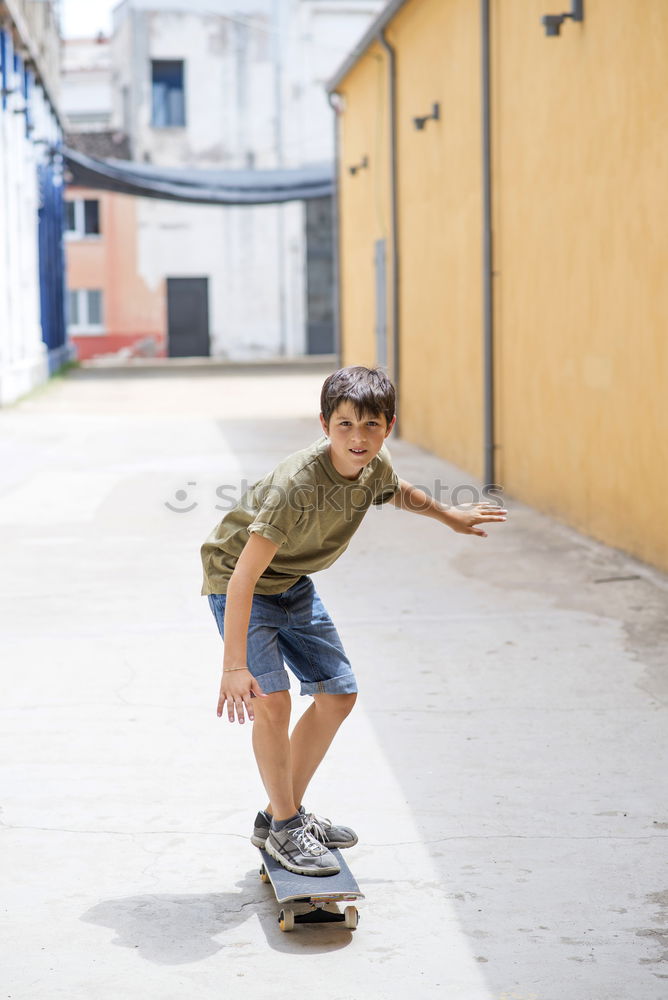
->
xmin=1 ymin=364 xmax=667 ymax=1000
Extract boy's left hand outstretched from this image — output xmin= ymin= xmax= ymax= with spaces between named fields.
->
xmin=392 ymin=480 xmax=507 ymax=537
xmin=446 ymin=501 xmax=508 ymax=538
xmin=217 ymin=667 xmax=267 ymax=724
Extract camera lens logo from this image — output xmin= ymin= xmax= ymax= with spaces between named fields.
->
xmin=165 ymin=481 xmax=198 ymax=513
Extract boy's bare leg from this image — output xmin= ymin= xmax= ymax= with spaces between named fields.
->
xmin=262 ymin=692 xmax=357 ymax=817
xmin=251 ymin=691 xmax=296 ymax=821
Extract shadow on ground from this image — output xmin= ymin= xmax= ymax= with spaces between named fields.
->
xmin=81 ymin=871 xmax=354 ymax=962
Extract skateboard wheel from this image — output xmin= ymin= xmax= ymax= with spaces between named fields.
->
xmin=278 ymin=908 xmax=295 ymax=932
xmin=344 ymin=906 xmax=359 ymax=930
xmin=259 ymin=865 xmax=270 ymax=884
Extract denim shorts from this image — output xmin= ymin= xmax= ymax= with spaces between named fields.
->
xmin=207 ymin=575 xmax=358 ymax=697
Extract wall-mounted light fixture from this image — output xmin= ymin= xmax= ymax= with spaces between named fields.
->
xmin=413 ymin=102 xmax=440 ymax=131
xmin=349 ymin=155 xmax=369 ymax=176
xmin=542 ymin=0 xmax=584 ymax=36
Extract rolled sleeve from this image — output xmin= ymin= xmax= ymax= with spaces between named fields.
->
xmin=246 ymin=477 xmax=301 ymax=548
xmin=247 ymin=521 xmax=289 ymax=548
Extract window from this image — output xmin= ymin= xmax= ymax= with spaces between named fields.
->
xmin=67 ymin=289 xmax=104 ymax=333
xmin=67 ymin=289 xmax=79 ymax=326
xmin=65 ymin=201 xmax=76 ymax=233
xmin=87 ymin=290 xmax=103 ymax=326
xmin=151 ymin=60 xmax=185 ymax=127
xmin=65 ymin=199 xmax=101 ymax=238
xmin=84 ymin=200 xmax=100 ymax=235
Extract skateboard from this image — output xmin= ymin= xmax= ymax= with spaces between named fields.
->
xmin=258 ymin=847 xmax=364 ymax=932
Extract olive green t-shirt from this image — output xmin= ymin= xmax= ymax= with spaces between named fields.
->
xmin=200 ymin=436 xmax=399 ymax=595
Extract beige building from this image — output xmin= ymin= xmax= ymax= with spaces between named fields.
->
xmin=328 ymin=0 xmax=668 ymax=574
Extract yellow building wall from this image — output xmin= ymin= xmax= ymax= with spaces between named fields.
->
xmin=335 ymin=0 xmax=668 ymax=571
xmin=337 ymin=42 xmax=392 ymax=369
xmin=387 ymin=0 xmax=483 ymax=474
xmin=492 ymin=0 xmax=668 ymax=569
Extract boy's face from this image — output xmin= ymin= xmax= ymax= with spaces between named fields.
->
xmin=320 ymin=401 xmax=396 ymax=480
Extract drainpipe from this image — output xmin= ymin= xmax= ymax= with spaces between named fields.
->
xmin=271 ymin=0 xmax=287 ymax=356
xmin=378 ymin=29 xmax=400 ymax=434
xmin=481 ymin=0 xmax=495 ymax=486
xmin=327 ymin=92 xmax=342 ymax=368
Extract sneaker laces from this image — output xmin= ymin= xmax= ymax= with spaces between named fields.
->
xmin=302 ymin=811 xmax=331 ymax=843
xmin=293 ymin=823 xmax=328 ymax=857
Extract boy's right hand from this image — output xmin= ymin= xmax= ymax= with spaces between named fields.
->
xmin=217 ymin=668 xmax=267 ymax=725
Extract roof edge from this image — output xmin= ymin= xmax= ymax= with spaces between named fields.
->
xmin=326 ymin=0 xmax=409 ymax=93
xmin=2 ymin=0 xmax=64 ymax=125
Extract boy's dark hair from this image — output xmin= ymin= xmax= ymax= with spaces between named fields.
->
xmin=320 ymin=366 xmax=396 ymax=427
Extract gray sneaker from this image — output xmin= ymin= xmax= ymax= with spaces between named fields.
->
xmin=251 ymin=806 xmax=358 ymax=850
xmin=265 ymin=815 xmax=341 ymax=877
xmin=302 ymin=809 xmax=358 ymax=850
xmin=250 ymin=809 xmax=272 ymax=849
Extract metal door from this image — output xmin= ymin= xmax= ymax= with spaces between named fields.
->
xmin=166 ymin=277 xmax=210 ymax=357
xmin=305 ymin=197 xmax=335 ymax=355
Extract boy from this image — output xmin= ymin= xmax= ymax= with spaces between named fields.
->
xmin=201 ymin=366 xmax=506 ymax=877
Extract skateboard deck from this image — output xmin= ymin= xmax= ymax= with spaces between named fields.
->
xmin=258 ymin=847 xmax=364 ymax=931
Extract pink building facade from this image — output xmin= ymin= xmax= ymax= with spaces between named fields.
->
xmin=65 ymin=183 xmax=165 ymax=361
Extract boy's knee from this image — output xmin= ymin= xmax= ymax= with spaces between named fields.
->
xmin=253 ymin=690 xmax=291 ymax=725
xmin=316 ymin=692 xmax=357 ymax=718
xmin=340 ymin=692 xmax=358 ymax=714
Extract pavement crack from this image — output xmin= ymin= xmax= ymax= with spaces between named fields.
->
xmin=231 ymin=897 xmax=265 ymax=913
xmin=6 ymin=825 xmax=665 ymax=842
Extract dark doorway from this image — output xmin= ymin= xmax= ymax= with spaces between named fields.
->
xmin=305 ymin=196 xmax=335 ymax=355
xmin=166 ymin=277 xmax=210 ymax=357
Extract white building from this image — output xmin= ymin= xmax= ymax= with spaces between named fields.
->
xmin=0 ymin=0 xmax=70 ymax=405
xmin=110 ymin=0 xmax=383 ymax=359
xmin=60 ymin=33 xmax=113 ymax=133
